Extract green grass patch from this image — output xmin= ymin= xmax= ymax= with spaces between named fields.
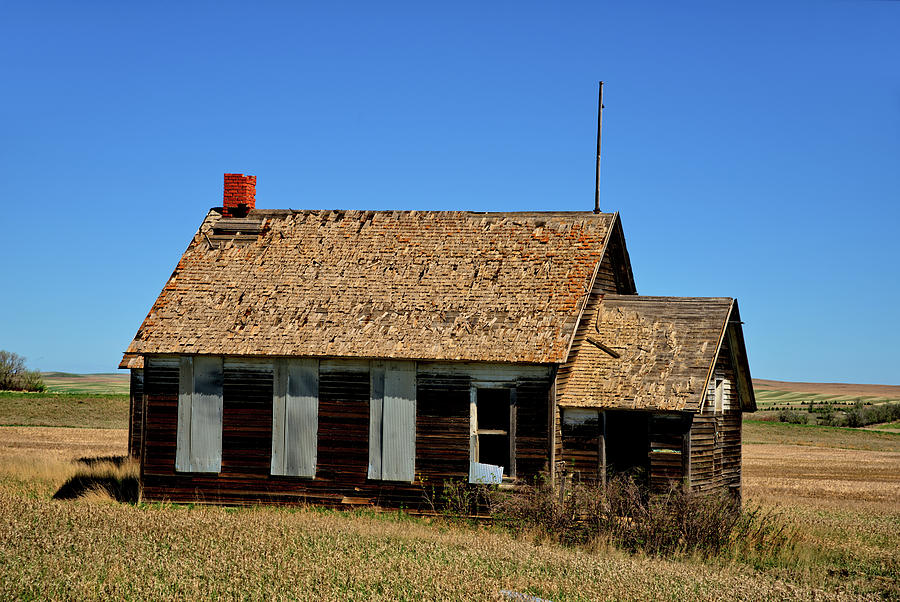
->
xmin=743 ymin=419 xmax=900 ymax=452
xmin=0 ymin=391 xmax=128 ymax=429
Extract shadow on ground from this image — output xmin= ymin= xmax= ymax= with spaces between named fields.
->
xmin=75 ymin=455 xmax=130 ymax=468
xmin=52 ymin=455 xmax=139 ymax=503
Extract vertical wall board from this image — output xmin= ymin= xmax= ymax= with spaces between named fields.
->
xmin=367 ymin=362 xmax=385 ymax=480
xmin=190 ymin=356 xmax=224 ymax=473
xmin=175 ymin=357 xmax=193 ymax=472
xmin=270 ymin=360 xmax=289 ymax=475
xmin=128 ymin=369 xmax=145 ymax=459
xmin=381 ymin=361 xmax=416 ymax=482
xmin=560 ymin=408 xmax=600 ymax=483
xmin=285 ymin=359 xmax=319 ymax=478
xmin=508 ymin=387 xmax=517 ymax=479
xmin=600 ymin=411 xmax=607 ymax=489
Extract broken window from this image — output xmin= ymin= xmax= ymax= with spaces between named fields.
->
xmin=271 ymin=359 xmax=319 ymax=478
xmin=469 ymin=385 xmax=515 ymax=483
xmin=715 ymin=375 xmax=724 ymax=413
xmin=368 ymin=361 xmax=416 ymax=482
xmin=176 ymin=356 xmax=224 ymax=473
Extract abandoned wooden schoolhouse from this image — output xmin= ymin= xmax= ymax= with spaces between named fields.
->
xmin=120 ymin=173 xmax=755 ymax=507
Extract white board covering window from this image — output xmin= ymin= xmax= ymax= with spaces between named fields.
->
xmin=176 ymin=356 xmax=223 ymax=473
xmin=368 ymin=360 xmax=416 ymax=482
xmin=271 ymin=359 xmax=319 ymax=478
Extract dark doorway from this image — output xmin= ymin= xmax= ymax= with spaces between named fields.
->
xmin=604 ymin=411 xmax=649 ymax=487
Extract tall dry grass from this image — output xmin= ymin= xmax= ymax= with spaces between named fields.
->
xmin=489 ymin=476 xmax=797 ymax=563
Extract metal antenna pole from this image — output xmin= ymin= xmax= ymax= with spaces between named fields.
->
xmin=594 ymin=81 xmax=604 ymax=214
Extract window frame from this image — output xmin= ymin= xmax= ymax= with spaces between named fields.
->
xmin=469 ymin=381 xmax=517 ymax=482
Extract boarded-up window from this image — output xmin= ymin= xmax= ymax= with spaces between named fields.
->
xmin=176 ymin=356 xmax=224 ymax=473
xmin=271 ymin=359 xmax=319 ymax=478
xmin=368 ymin=361 xmax=416 ymax=482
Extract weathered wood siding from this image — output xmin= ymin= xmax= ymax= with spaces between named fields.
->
xmin=560 ymin=409 xmax=600 ymax=483
xmin=140 ymin=356 xmax=551 ymax=508
xmin=128 ymin=368 xmax=144 ymax=459
xmin=416 ymin=370 xmax=471 ymax=484
xmin=689 ymin=338 xmax=742 ymax=496
xmin=648 ymin=414 xmax=689 ymax=491
xmin=516 ymin=376 xmax=552 ymax=480
xmin=222 ymin=359 xmax=272 ymax=477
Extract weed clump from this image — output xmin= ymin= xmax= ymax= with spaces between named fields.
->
xmin=490 ymin=475 xmax=796 ymax=561
xmin=777 ymin=409 xmax=808 ymax=424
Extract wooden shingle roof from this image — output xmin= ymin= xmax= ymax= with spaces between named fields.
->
xmin=557 ymin=295 xmax=742 ymax=411
xmin=124 ymin=209 xmax=619 ymax=364
xmin=118 ymin=353 xmax=144 ymax=370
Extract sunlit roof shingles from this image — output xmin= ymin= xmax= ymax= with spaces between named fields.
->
xmin=557 ymin=296 xmax=733 ymax=411
xmin=126 ymin=209 xmax=616 ymax=363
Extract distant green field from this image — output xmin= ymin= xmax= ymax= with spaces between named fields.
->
xmin=743 ymin=419 xmax=900 ymax=452
xmin=753 ymin=389 xmax=900 ymax=426
xmin=40 ymin=372 xmax=130 ymax=395
xmin=0 ymin=391 xmax=128 ymax=429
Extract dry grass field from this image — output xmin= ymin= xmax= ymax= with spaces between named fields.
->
xmin=0 ymin=392 xmax=898 ymax=600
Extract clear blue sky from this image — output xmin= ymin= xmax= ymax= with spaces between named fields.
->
xmin=1 ymin=2 xmax=898 ymax=384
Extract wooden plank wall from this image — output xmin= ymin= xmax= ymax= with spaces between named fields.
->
xmin=719 ymin=341 xmax=742 ymax=495
xmin=516 ymin=376 xmax=552 ymax=481
xmin=560 ymin=410 xmax=600 ymax=483
xmin=140 ymin=357 xmax=551 ymax=508
xmin=128 ymin=369 xmax=144 ymax=459
xmin=222 ymin=360 xmax=272 ymax=477
xmin=416 ymin=371 xmax=472 ymax=485
xmin=689 ymin=414 xmax=718 ymax=493
xmin=648 ymin=414 xmax=687 ymax=491
xmin=689 ymin=337 xmax=743 ymax=496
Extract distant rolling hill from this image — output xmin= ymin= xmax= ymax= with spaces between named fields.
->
xmin=40 ymin=372 xmax=129 ymax=395
xmin=753 ymin=379 xmax=900 ymax=399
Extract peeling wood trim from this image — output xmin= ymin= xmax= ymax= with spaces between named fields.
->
xmin=612 ymin=213 xmax=638 ymax=295
xmin=559 ymin=215 xmax=617 ymax=365
xmin=700 ymin=300 xmax=734 ymax=413
xmin=563 ymin=263 xmax=603 ymax=364
xmin=727 ymin=300 xmax=757 ymax=412
xmin=585 ymin=337 xmax=620 ymax=359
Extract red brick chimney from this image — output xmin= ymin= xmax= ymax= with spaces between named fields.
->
xmin=222 ymin=173 xmax=256 ymax=218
